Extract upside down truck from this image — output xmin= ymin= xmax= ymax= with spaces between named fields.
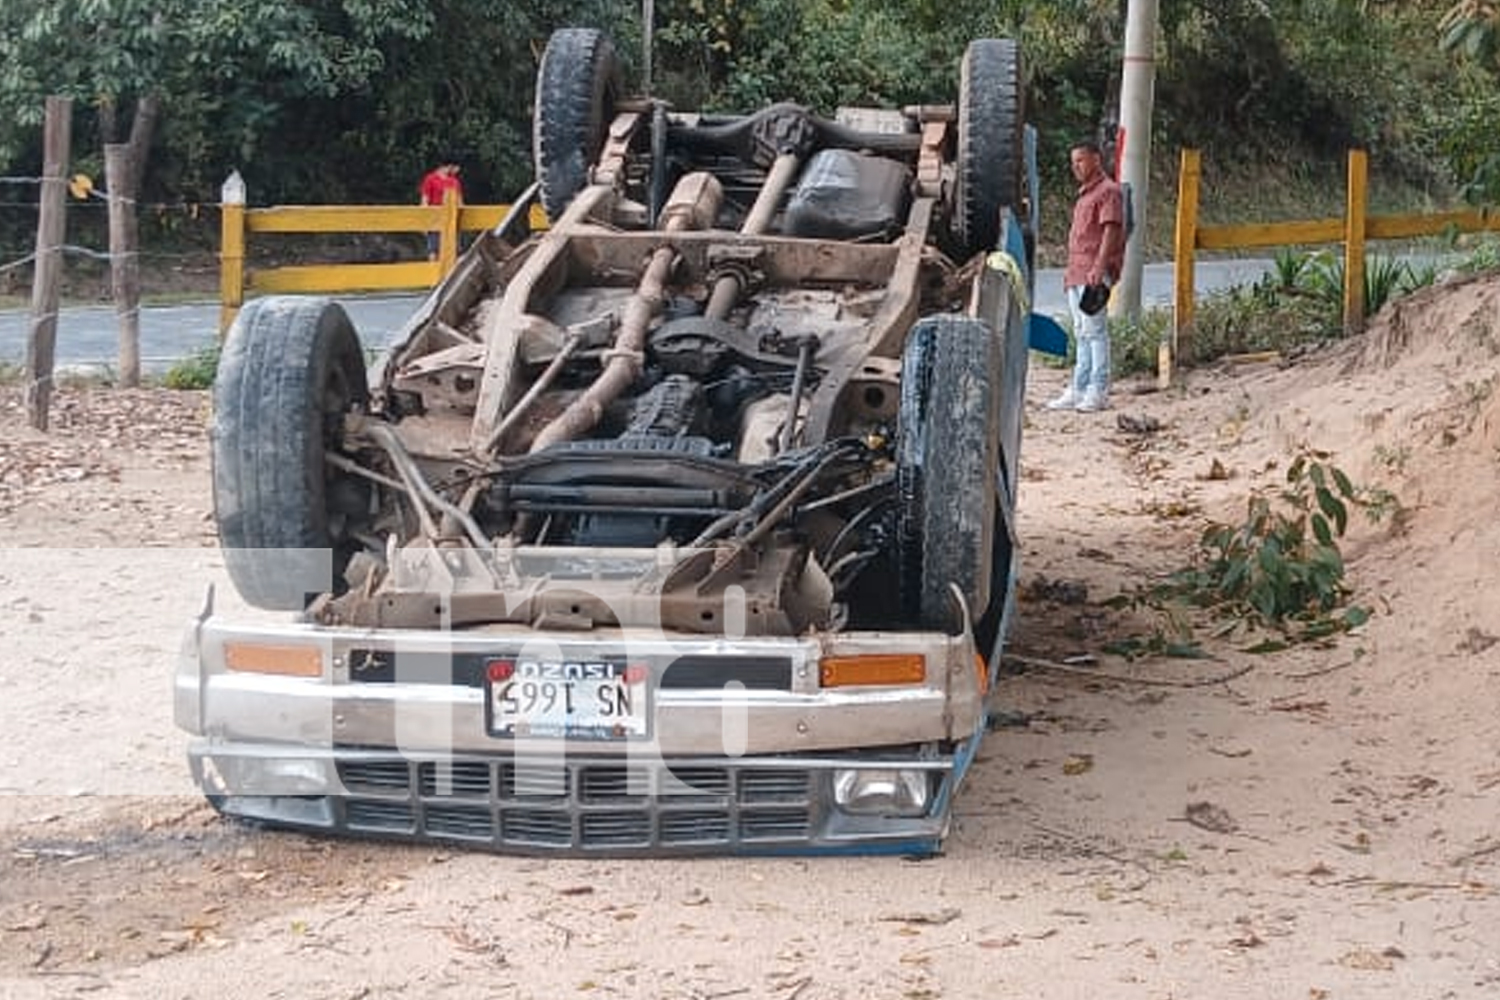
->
xmin=176 ymin=29 xmax=1050 ymax=855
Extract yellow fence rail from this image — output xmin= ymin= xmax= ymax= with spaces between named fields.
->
xmin=1173 ymin=148 xmax=1500 ymax=370
xmin=218 ymin=179 xmax=546 ymax=333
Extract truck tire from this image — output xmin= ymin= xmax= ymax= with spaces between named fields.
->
xmin=897 ymin=316 xmax=1002 ymax=631
xmin=212 ymin=297 xmax=370 ymax=610
xmin=534 ymin=28 xmax=621 ymax=220
xmin=954 ymin=38 xmax=1024 ymax=258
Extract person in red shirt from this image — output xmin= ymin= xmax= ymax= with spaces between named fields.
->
xmin=1048 ymin=140 xmax=1126 ymax=412
xmin=419 ymin=161 xmax=464 ymax=260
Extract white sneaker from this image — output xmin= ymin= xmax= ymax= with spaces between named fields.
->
xmin=1075 ymin=391 xmax=1109 ymax=412
xmin=1046 ymin=389 xmax=1079 ymax=410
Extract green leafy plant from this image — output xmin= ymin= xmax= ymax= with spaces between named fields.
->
xmin=1457 ymin=235 xmax=1500 ymax=274
xmin=1187 ymin=450 xmax=1361 ymax=622
xmin=1270 ymin=246 xmax=1314 ymax=290
xmin=1110 ymin=306 xmax=1172 ymax=378
xmin=1114 ymin=449 xmax=1387 ymax=652
xmin=160 ymin=344 xmax=220 ymax=390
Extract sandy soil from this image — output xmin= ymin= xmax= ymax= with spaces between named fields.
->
xmin=1 ymin=275 xmax=1498 ymax=999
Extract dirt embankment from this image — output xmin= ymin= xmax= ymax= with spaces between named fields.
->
xmin=1 ymin=275 xmax=1498 ymax=998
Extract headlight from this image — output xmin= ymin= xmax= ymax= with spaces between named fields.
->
xmin=832 ymin=768 xmax=933 ymax=817
xmin=199 ymin=754 xmax=335 ymax=796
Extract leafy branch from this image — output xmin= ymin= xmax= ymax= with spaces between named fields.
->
xmin=1113 ymin=449 xmax=1391 ymax=654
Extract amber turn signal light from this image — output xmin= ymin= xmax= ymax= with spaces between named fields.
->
xmin=224 ymin=642 xmax=324 ymax=678
xmin=819 ymin=653 xmax=925 ymax=688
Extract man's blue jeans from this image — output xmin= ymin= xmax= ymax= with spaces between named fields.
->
xmin=1065 ymin=284 xmax=1111 ymax=401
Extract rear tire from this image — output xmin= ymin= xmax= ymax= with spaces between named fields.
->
xmin=212 ymin=297 xmax=370 ymax=610
xmin=954 ymin=38 xmax=1024 ymax=257
xmin=897 ymin=316 xmax=1002 ymax=631
xmin=534 ymin=28 xmax=621 ymax=220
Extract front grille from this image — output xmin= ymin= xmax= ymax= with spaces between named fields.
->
xmin=326 ymin=754 xmax=822 ymax=851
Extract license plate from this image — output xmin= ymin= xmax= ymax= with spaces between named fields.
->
xmin=485 ymin=658 xmax=649 ymax=740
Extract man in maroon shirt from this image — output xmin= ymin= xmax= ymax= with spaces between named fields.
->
xmin=1048 ymin=140 xmax=1125 ymax=412
xmin=420 ymin=161 xmax=464 ymax=261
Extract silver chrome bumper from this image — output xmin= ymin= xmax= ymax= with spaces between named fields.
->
xmin=177 ymin=615 xmax=988 ymax=855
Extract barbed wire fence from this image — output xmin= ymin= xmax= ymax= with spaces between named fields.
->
xmin=1 ymin=175 xmax=219 ymax=280
xmin=3 ymin=169 xmax=227 ymax=412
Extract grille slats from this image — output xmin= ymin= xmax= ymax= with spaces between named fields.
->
xmin=662 ymin=767 xmax=731 ymax=801
xmin=740 ymin=808 xmax=811 ymax=840
xmin=502 ymin=809 xmax=572 ymax=846
xmin=419 ymin=761 xmax=492 ymax=798
xmin=502 ymin=763 xmax=570 ymax=800
xmin=580 ymin=765 xmax=649 ymax=803
xmin=338 ymin=760 xmax=412 ymax=795
xmin=330 ymin=756 xmax=829 ymax=850
xmin=580 ymin=810 xmax=651 ymax=847
xmin=345 ymin=799 xmax=415 ymax=832
xmin=424 ymin=805 xmax=494 ymax=840
xmin=659 ymin=810 xmax=732 ymax=844
xmin=738 ymin=770 xmax=811 ymax=803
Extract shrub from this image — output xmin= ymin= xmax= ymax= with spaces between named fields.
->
xmin=160 ymin=344 xmax=220 ymax=390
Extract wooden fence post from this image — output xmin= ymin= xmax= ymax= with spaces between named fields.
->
xmin=220 ymin=171 xmax=246 ymax=335
xmin=26 ymin=96 xmax=71 ymax=431
xmin=105 ymin=143 xmax=141 ymax=387
xmin=438 ymin=188 xmax=460 ymax=276
xmin=1343 ymin=149 xmax=1368 ymax=336
xmin=1169 ymin=147 xmax=1201 ymax=387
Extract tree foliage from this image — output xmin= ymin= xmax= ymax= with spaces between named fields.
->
xmin=0 ymin=0 xmax=1492 ymax=215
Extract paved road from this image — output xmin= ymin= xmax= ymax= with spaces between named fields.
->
xmin=0 ymin=260 xmax=1274 ymax=373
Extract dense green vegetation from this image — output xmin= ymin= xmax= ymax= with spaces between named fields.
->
xmin=0 ymin=1 xmax=1494 ymax=254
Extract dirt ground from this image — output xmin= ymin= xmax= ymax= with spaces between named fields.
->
xmin=1 ymin=274 xmax=1498 ymax=999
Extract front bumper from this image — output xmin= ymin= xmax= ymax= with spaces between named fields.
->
xmin=177 ymin=615 xmax=988 ymax=856
xmin=190 ymin=744 xmax=964 ymax=855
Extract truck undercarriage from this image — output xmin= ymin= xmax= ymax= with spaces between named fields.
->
xmin=179 ymin=29 xmax=1038 ymax=855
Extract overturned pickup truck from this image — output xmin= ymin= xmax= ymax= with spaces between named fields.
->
xmin=177 ymin=28 xmax=1042 ymax=855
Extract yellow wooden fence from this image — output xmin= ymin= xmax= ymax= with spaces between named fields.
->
xmin=217 ymin=174 xmax=546 ymax=333
xmin=1174 ymin=148 xmax=1500 ymax=368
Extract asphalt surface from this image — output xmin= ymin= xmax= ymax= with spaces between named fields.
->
xmin=0 ymin=260 xmax=1274 ymax=374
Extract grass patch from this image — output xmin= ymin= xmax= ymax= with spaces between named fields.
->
xmin=159 ymin=344 xmax=221 ymax=390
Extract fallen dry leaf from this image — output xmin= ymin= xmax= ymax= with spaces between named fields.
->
xmin=977 ymin=936 xmax=1021 ymax=950
xmin=879 ymin=907 xmax=961 ymax=926
xmin=1062 ymin=754 xmax=1094 ymax=776
xmin=1185 ymin=801 xmax=1237 ymax=834
xmin=1339 ymin=949 xmax=1394 ymax=971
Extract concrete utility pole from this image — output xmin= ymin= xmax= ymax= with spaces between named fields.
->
xmin=1113 ymin=0 xmax=1159 ymax=320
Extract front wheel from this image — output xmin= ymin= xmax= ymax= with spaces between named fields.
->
xmin=212 ymin=297 xmax=371 ymax=610
xmin=897 ymin=316 xmax=1003 ymax=631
